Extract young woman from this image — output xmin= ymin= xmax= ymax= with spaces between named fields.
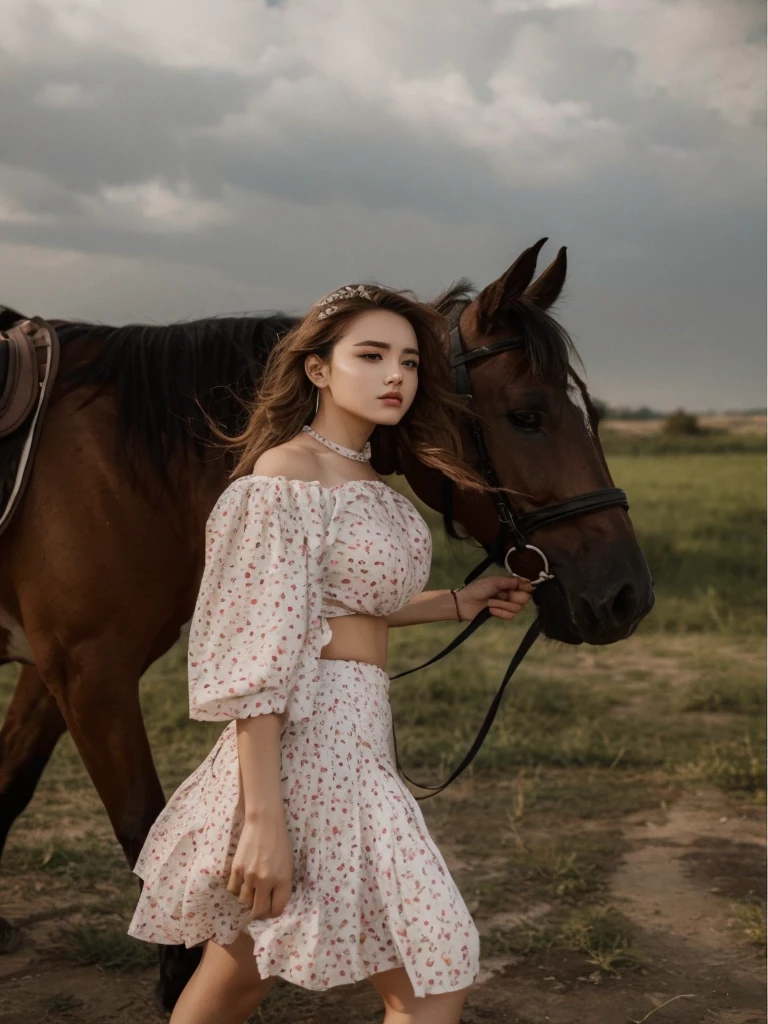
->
xmin=128 ymin=284 xmax=533 ymax=1024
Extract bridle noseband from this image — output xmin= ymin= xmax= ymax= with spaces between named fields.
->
xmin=391 ymin=312 xmax=630 ymax=799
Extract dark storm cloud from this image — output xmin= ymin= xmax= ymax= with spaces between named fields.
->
xmin=0 ymin=15 xmax=757 ymax=224
xmin=0 ymin=51 xmax=252 ymax=194
xmin=0 ymin=0 xmax=763 ymax=409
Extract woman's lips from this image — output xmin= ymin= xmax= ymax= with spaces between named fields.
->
xmin=379 ymin=396 xmax=402 ymax=405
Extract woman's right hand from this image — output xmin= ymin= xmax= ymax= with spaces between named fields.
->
xmin=226 ymin=814 xmax=294 ymax=921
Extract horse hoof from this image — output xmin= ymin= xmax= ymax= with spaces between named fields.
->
xmin=0 ymin=917 xmax=22 ymax=954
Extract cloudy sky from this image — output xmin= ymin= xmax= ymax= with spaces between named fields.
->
xmin=0 ymin=0 xmax=764 ymax=410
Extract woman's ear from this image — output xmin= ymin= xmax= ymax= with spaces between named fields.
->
xmin=304 ymin=353 xmax=327 ymax=388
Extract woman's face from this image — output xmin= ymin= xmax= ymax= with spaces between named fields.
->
xmin=307 ymin=309 xmax=420 ymax=425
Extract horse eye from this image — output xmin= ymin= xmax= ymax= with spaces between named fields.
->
xmin=507 ymin=410 xmax=542 ymax=432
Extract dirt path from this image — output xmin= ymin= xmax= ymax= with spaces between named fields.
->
xmin=0 ymin=787 xmax=764 ymax=1024
xmin=1 ymin=630 xmax=764 ymax=1023
xmin=481 ymin=793 xmax=765 ymax=1024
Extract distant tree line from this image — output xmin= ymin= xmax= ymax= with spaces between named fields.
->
xmin=595 ymin=400 xmax=767 ymax=442
xmin=595 ymin=400 xmax=766 ymax=423
xmin=594 ymin=401 xmax=700 ymax=435
xmin=593 ymin=400 xmax=663 ymax=421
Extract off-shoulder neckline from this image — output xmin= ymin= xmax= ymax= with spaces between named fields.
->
xmin=247 ymin=473 xmax=394 ymax=494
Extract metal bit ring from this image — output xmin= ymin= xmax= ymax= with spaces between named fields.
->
xmin=504 ymin=544 xmax=555 ymax=588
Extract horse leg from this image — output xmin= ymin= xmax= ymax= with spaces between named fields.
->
xmin=0 ymin=664 xmax=67 ymax=851
xmin=0 ymin=663 xmax=68 ymax=952
xmin=37 ymin=641 xmax=201 ymax=1010
xmin=2 ymin=386 xmax=214 ymax=1006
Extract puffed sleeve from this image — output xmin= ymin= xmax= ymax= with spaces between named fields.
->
xmin=187 ymin=475 xmax=333 ymax=726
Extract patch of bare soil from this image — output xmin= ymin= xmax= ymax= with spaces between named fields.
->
xmin=433 ymin=792 xmax=766 ymax=1024
xmin=1 ymin=790 xmax=765 ymax=1024
xmin=604 ymin=793 xmax=766 ymax=1024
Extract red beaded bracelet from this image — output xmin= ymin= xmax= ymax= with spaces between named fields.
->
xmin=450 ymin=587 xmax=463 ymax=621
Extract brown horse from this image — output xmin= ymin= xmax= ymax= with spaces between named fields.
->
xmin=0 ymin=241 xmax=653 ymax=1008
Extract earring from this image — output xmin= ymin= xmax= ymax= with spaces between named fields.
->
xmin=314 ymin=385 xmax=320 ymax=414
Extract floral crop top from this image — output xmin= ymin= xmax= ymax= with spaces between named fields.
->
xmin=187 ymin=474 xmax=432 ymax=726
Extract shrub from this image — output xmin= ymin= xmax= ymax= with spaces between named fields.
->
xmin=662 ymin=409 xmax=703 ymax=436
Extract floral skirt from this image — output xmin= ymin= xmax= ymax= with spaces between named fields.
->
xmin=128 ymin=658 xmax=480 ymax=997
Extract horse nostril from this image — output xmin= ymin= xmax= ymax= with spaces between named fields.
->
xmin=610 ymin=582 xmax=636 ymax=623
xmin=580 ymin=601 xmax=600 ymax=636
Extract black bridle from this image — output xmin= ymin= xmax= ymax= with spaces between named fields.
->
xmin=390 ymin=314 xmax=629 ymax=799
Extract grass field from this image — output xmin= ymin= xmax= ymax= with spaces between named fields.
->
xmin=0 ymin=450 xmax=765 ymax=1024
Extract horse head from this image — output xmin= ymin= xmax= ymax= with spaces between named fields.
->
xmin=406 ymin=239 xmax=654 ymax=646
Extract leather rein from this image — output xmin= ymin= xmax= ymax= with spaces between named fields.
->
xmin=390 ymin=312 xmax=629 ymax=800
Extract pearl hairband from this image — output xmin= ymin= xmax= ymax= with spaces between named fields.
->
xmin=314 ymin=284 xmax=374 ymax=320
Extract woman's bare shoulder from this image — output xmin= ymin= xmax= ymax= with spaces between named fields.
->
xmin=251 ymin=443 xmax=321 ymax=484
xmin=251 ymin=437 xmax=387 ymax=488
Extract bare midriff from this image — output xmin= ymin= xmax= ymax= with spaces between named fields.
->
xmin=319 ymin=612 xmax=389 ymax=670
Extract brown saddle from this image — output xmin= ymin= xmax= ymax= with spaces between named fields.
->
xmin=0 ymin=314 xmax=60 ymax=439
xmin=0 ymin=309 xmax=61 ymax=538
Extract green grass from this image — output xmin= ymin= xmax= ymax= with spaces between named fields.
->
xmin=452 ymin=823 xmax=622 ymax=919
xmin=559 ymin=905 xmax=647 ymax=973
xmin=729 ymin=899 xmax=767 ymax=949
xmin=679 ymin=673 xmax=766 ymax=714
xmin=386 ymin=627 xmax=764 ymax=783
xmin=2 ymin=836 xmax=122 ymax=876
xmin=0 ymin=449 xmax=763 ymax=1015
xmin=60 ymin=923 xmax=157 ymax=970
xmin=480 ymin=904 xmax=646 ymax=974
xmin=414 ymin=452 xmax=765 ymax=635
xmin=40 ymin=993 xmax=86 ymax=1019
xmin=525 ymin=845 xmax=607 ymax=901
xmin=481 ymin=920 xmax=560 ymax=957
xmin=599 ymin=454 xmax=765 ymax=635
xmin=507 ymin=771 xmax=673 ymax=821
xmin=678 ymin=734 xmax=765 ymax=794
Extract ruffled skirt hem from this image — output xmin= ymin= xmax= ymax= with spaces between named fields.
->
xmin=128 ymin=659 xmax=480 ymax=998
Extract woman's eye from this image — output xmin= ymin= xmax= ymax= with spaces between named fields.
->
xmin=360 ymin=353 xmax=419 ymax=369
xmin=507 ymin=410 xmax=542 ymax=432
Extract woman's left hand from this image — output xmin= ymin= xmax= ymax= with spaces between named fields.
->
xmin=453 ymin=575 xmax=535 ymax=622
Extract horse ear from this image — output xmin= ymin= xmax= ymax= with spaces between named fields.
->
xmin=475 ymin=237 xmax=548 ymax=329
xmin=524 ymin=246 xmax=567 ymax=310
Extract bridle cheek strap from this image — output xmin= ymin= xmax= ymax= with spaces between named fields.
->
xmin=391 ymin=319 xmax=629 ymax=799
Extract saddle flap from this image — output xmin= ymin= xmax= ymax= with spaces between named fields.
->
xmin=0 ymin=313 xmax=61 ymax=540
xmin=0 ymin=320 xmax=48 ymax=438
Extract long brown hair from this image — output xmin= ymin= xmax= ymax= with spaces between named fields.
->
xmin=210 ymin=284 xmax=494 ymax=494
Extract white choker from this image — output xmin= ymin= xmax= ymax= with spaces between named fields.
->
xmin=302 ymin=424 xmax=372 ymax=463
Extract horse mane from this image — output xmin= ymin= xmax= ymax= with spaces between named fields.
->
xmin=55 ymin=314 xmax=298 ymax=476
xmin=23 ymin=282 xmax=580 ymax=489
xmin=432 ymin=279 xmax=475 ymax=316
